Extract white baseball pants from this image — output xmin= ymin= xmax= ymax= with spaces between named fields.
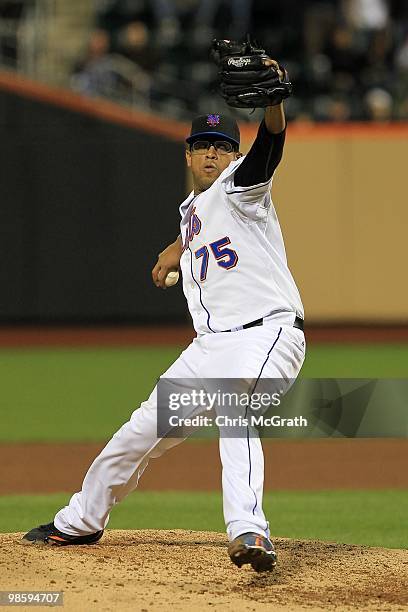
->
xmin=54 ymin=313 xmax=305 ymax=541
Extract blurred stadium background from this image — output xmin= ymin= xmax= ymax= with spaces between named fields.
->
xmin=0 ymin=0 xmax=407 ymax=547
xmin=1 ymin=0 xmax=408 ymax=121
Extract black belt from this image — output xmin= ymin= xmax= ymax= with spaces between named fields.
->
xmin=228 ymin=315 xmax=304 ymax=332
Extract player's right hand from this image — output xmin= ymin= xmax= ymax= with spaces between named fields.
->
xmin=152 ymin=237 xmax=182 ymax=289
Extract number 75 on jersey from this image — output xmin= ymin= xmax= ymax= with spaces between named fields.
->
xmin=194 ymin=237 xmax=238 ymax=281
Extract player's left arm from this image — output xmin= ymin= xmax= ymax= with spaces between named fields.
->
xmin=233 ymin=108 xmax=286 ymax=188
xmin=263 ymin=59 xmax=286 ymax=134
xmin=234 ymin=60 xmax=286 ymax=189
xmin=264 ymin=102 xmax=285 ymax=135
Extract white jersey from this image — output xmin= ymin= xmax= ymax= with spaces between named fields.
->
xmin=179 ymin=155 xmax=304 ymax=335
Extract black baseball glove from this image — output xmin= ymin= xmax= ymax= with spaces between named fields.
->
xmin=212 ymin=36 xmax=292 ymax=109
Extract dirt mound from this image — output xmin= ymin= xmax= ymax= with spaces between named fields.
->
xmin=1 ymin=530 xmax=407 ymax=611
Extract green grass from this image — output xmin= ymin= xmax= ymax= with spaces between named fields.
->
xmin=301 ymin=344 xmax=408 ymax=377
xmin=0 ymin=347 xmax=179 ymax=442
xmin=1 ymin=490 xmax=407 ymax=549
xmin=0 ymin=344 xmax=407 ymax=442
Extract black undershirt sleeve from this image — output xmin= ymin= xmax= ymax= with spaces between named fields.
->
xmin=234 ymin=119 xmax=286 ymax=188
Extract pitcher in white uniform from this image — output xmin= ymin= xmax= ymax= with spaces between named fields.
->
xmin=23 ymin=97 xmax=305 ymax=572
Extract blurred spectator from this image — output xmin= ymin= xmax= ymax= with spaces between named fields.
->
xmin=71 ymin=28 xmax=111 ymax=96
xmin=116 ymin=20 xmax=159 ymax=72
xmin=71 ymin=27 xmax=151 ymax=105
xmin=190 ymin=0 xmax=253 ymax=49
xmin=327 ymin=97 xmax=353 ymax=121
xmin=342 ymin=0 xmax=389 ymax=31
xmin=364 ymin=87 xmax=393 ymax=121
xmin=313 ymin=93 xmax=353 ymax=121
xmin=95 ymin=0 xmax=182 ymax=46
xmin=304 ymin=0 xmax=338 ymax=56
xmin=325 ymin=26 xmax=366 ymax=82
xmin=80 ymin=28 xmax=111 ymax=64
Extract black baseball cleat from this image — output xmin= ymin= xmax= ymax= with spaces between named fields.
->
xmin=228 ymin=532 xmax=277 ymax=572
xmin=21 ymin=522 xmax=104 ymax=546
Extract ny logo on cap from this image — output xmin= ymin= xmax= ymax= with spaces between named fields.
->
xmin=207 ymin=114 xmax=220 ymax=127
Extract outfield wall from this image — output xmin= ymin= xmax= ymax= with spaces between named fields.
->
xmin=1 ymin=71 xmax=407 ymax=324
xmin=255 ymin=125 xmax=408 ymax=324
xmin=0 ymin=73 xmax=187 ymax=323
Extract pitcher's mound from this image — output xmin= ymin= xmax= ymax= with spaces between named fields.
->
xmin=2 ymin=530 xmax=407 ymax=611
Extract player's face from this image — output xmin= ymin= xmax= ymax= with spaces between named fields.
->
xmin=186 ymin=140 xmax=240 ymax=193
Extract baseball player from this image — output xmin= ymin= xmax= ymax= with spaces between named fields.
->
xmin=23 ymin=39 xmax=305 ymax=572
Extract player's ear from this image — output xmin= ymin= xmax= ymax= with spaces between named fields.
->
xmin=236 ymin=151 xmax=243 ymax=159
xmin=185 ymin=148 xmax=192 ymax=167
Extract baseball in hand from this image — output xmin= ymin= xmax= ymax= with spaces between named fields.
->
xmin=165 ymin=270 xmax=179 ymax=287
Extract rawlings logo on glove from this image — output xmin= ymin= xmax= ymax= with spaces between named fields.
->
xmin=212 ymin=35 xmax=292 ymax=109
xmin=227 ymin=57 xmax=252 ymax=68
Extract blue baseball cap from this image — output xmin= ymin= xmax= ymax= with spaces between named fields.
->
xmin=186 ymin=114 xmax=240 ymax=146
